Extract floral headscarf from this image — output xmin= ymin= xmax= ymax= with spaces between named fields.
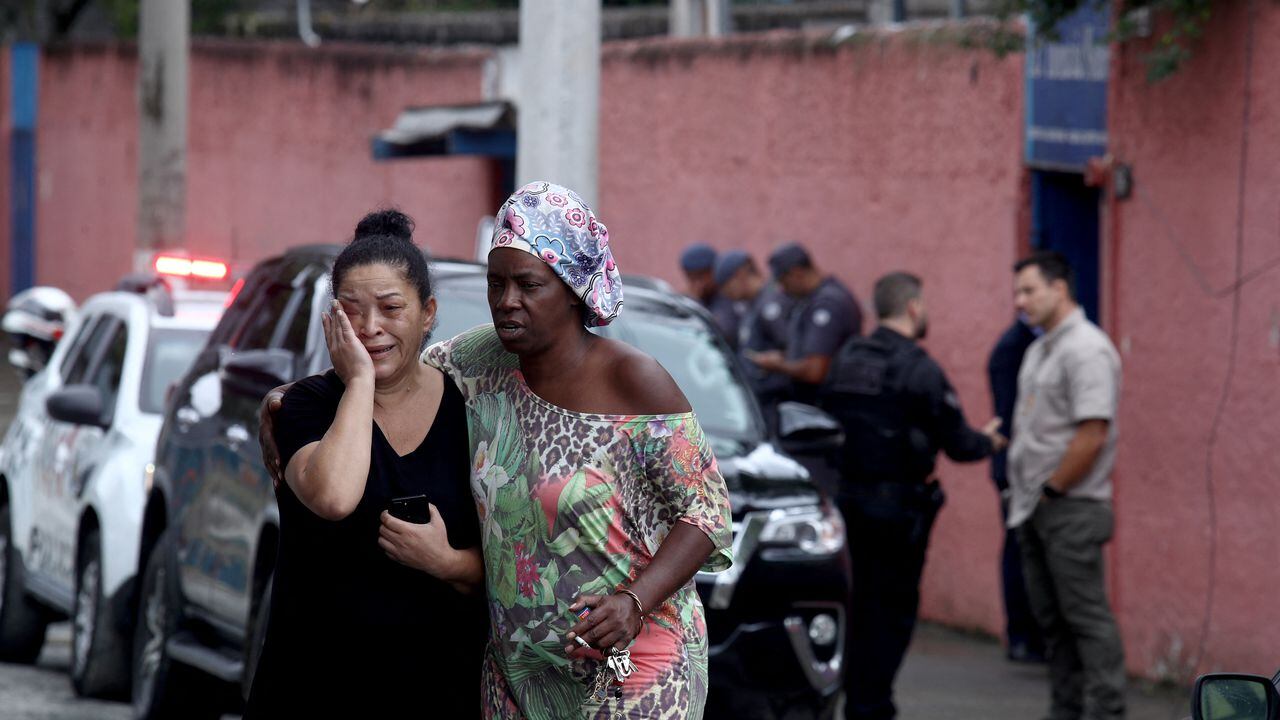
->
xmin=490 ymin=181 xmax=623 ymax=327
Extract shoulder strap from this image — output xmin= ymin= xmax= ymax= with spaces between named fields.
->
xmin=885 ymin=341 xmax=928 ymax=395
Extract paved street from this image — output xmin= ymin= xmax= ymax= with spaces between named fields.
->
xmin=0 ymin=366 xmax=21 ymax=434
xmin=0 ymin=623 xmax=243 ymax=720
xmin=898 ymin=624 xmax=1189 ymax=720
xmin=0 ymin=621 xmax=1190 ymax=719
xmin=0 ymin=624 xmax=130 ymax=720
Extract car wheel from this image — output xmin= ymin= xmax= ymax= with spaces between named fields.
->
xmin=242 ymin=575 xmax=272 ymax=702
xmin=70 ymin=528 xmax=130 ymax=698
xmin=131 ymin=528 xmax=219 ymax=720
xmin=0 ymin=500 xmax=49 ymax=663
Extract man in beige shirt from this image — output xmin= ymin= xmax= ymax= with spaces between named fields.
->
xmin=1008 ymin=251 xmax=1125 ymax=720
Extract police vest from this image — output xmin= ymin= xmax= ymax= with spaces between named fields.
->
xmin=822 ymin=334 xmax=935 ymax=484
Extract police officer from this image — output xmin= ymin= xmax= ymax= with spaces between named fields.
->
xmin=823 ymin=272 xmax=1005 ymax=720
xmin=746 ymin=242 xmax=862 ymax=405
xmin=680 ymin=242 xmax=744 ymax=349
xmin=713 ymin=250 xmax=795 ymax=429
xmin=986 ymin=314 xmax=1046 ymax=662
xmin=3 ymin=286 xmax=76 ymax=379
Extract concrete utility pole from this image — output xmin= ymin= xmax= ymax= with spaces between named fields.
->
xmin=671 ymin=0 xmax=731 ymax=37
xmin=869 ymin=0 xmax=908 ymax=24
xmin=516 ymin=0 xmax=601 ymax=207
xmin=136 ymin=0 xmax=189 ymax=269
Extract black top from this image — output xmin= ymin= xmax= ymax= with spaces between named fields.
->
xmin=707 ymin=292 xmax=746 ymax=351
xmin=245 ymin=370 xmax=486 ymax=718
xmin=823 ymin=326 xmax=993 ymax=489
xmin=739 ymin=284 xmax=795 ymax=399
xmin=986 ymin=319 xmax=1037 ymax=491
xmin=785 ymin=276 xmax=863 ymax=405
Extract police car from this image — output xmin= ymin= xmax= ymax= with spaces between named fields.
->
xmin=0 ymin=264 xmax=224 ymax=698
xmin=3 ymin=285 xmax=77 ymax=380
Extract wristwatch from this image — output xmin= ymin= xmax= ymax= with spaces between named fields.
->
xmin=1041 ymin=484 xmax=1065 ymax=500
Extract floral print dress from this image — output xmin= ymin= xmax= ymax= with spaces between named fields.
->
xmin=424 ymin=325 xmax=734 ymax=720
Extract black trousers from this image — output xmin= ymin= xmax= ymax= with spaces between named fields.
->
xmin=839 ymin=480 xmax=944 ymax=720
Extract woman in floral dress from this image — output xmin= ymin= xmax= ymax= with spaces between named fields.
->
xmin=423 ymin=181 xmax=733 ymax=719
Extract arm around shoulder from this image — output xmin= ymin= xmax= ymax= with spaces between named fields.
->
xmin=279 ymin=375 xmax=376 ymax=521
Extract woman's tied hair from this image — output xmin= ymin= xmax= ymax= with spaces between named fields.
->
xmin=331 ymin=209 xmax=434 ymax=308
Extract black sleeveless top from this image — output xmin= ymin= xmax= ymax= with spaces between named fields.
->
xmin=245 ymin=370 xmax=486 ymax=718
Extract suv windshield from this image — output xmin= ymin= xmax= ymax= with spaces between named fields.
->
xmin=140 ymin=327 xmax=210 ymax=413
xmin=432 ymin=278 xmax=763 ymax=446
xmin=605 ymin=307 xmax=760 ymax=443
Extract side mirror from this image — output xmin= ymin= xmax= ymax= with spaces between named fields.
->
xmin=776 ymin=401 xmax=845 ymax=456
xmin=221 ymin=349 xmax=295 ymax=397
xmin=7 ymin=347 xmax=36 ymax=380
xmin=46 ymin=384 xmax=108 ymax=428
xmin=1192 ymin=673 xmax=1280 ymax=720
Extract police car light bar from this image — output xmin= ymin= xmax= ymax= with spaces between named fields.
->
xmin=154 ymin=255 xmax=229 ymax=280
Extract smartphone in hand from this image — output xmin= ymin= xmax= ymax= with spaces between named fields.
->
xmin=389 ymin=494 xmax=432 ymax=524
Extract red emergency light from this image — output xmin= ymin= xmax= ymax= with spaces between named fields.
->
xmin=154 ymin=255 xmax=230 ymax=281
xmin=224 ymin=277 xmax=246 ymax=308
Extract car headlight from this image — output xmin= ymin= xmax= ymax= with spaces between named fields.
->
xmin=758 ymin=504 xmax=845 ymax=557
xmin=808 ymin=613 xmax=839 ymax=647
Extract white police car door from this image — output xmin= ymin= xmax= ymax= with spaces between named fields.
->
xmin=29 ymin=314 xmax=125 ymax=604
xmin=0 ymin=312 xmax=96 ymax=606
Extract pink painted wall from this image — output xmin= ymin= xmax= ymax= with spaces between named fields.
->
xmin=36 ymin=41 xmax=492 ymax=301
xmin=38 ymin=45 xmax=138 ymax=302
xmin=599 ymin=31 xmax=1028 ymax=637
xmin=1106 ymin=1 xmax=1280 ymax=679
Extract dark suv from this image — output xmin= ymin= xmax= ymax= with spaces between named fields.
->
xmin=133 ymin=246 xmax=850 ymax=719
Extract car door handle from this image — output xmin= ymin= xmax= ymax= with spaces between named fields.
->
xmin=175 ymin=407 xmax=200 ymax=428
xmin=225 ymin=424 xmax=251 ymax=446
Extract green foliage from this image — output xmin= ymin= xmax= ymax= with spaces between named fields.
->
xmin=101 ymin=0 xmax=138 ymax=36
xmin=992 ymin=0 xmax=1218 ymax=81
xmin=99 ymin=0 xmax=246 ymax=38
xmin=1126 ymin=0 xmax=1213 ymax=81
xmin=364 ymin=0 xmax=659 ymax=8
xmin=192 ymin=0 xmax=245 ymax=34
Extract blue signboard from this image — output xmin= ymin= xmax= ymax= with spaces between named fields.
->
xmin=1025 ymin=7 xmax=1110 ymax=171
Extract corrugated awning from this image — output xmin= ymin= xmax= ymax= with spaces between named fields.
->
xmin=373 ymin=101 xmax=516 ymax=159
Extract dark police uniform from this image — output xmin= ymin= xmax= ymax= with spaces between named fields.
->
xmin=986 ymin=318 xmax=1045 ymax=660
xmin=738 ymin=283 xmax=795 ymax=425
xmin=707 ymin=292 xmax=747 ymax=351
xmin=785 ymin=276 xmax=862 ymax=405
xmin=822 ymin=326 xmax=994 ymax=720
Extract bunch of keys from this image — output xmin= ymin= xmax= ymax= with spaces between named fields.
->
xmin=587 ymin=647 xmax=636 ymax=703
xmin=573 ymin=607 xmax=637 ymax=704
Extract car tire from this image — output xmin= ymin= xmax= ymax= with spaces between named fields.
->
xmin=241 ymin=575 xmax=272 ymax=703
xmin=0 ymin=499 xmax=49 ymax=663
xmin=70 ymin=528 xmax=130 ymax=698
xmin=131 ymin=528 xmax=219 ymax=720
